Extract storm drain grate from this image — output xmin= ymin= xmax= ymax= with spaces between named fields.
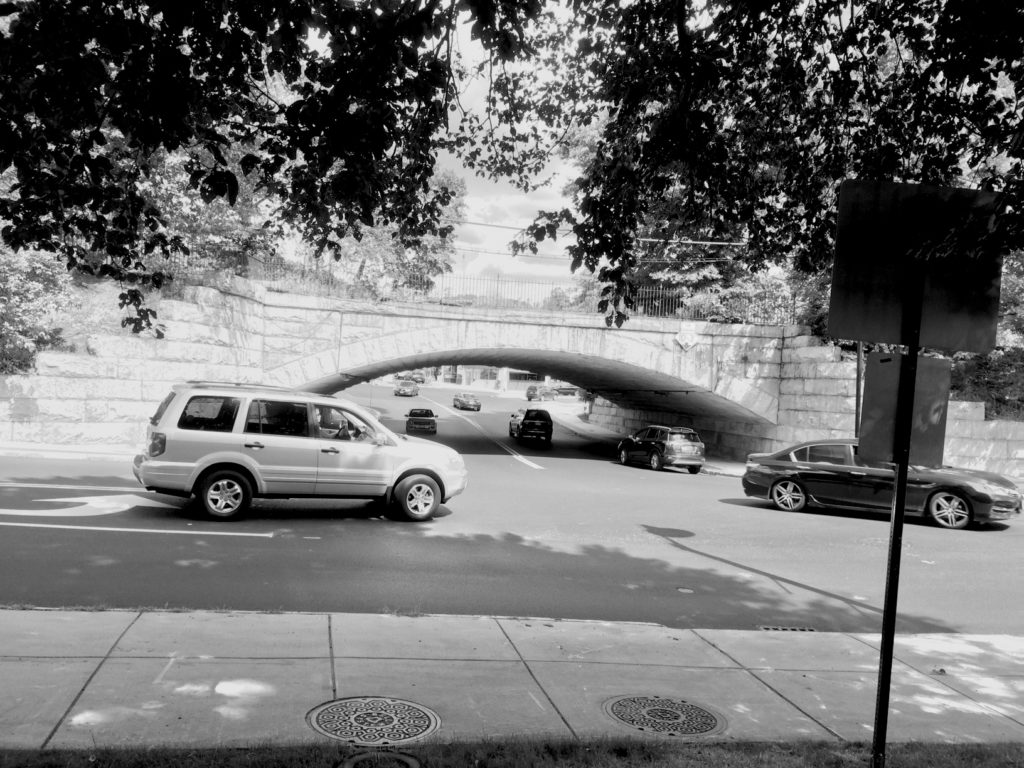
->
xmin=758 ymin=626 xmax=817 ymax=632
xmin=307 ymin=697 xmax=440 ymax=746
xmin=603 ymin=695 xmax=724 ymax=737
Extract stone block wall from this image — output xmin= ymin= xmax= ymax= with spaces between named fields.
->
xmin=3 ymin=276 xmax=1024 ymax=481
xmin=589 ymin=337 xmax=1024 ymax=479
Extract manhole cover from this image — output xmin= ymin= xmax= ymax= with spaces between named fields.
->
xmin=307 ymin=697 xmax=440 ymax=746
xmin=603 ymin=695 xmax=724 ymax=737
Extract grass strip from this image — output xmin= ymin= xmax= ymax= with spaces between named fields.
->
xmin=3 ymin=739 xmax=1024 ymax=768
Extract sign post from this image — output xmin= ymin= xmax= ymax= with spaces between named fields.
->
xmin=829 ymin=180 xmax=1002 ymax=768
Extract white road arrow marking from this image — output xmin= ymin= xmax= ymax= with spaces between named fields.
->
xmin=0 ymin=493 xmax=180 ymax=517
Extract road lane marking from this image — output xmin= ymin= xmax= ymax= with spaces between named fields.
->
xmin=0 ymin=482 xmax=141 ymax=492
xmin=0 ymin=493 xmax=179 ymax=517
xmin=0 ymin=522 xmax=274 ymax=538
xmin=424 ymin=396 xmax=545 ymax=470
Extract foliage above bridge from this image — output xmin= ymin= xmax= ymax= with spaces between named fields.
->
xmin=1 ymin=0 xmax=1022 ymax=331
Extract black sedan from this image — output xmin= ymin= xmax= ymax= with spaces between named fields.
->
xmin=452 ymin=392 xmax=481 ymax=411
xmin=742 ymin=438 xmax=1021 ymax=529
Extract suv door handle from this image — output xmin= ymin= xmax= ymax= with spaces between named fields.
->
xmin=321 ymin=446 xmax=340 ymax=454
xmin=244 ymin=441 xmax=265 ymax=450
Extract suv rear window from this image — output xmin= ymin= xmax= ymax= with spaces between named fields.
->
xmin=667 ymin=432 xmax=700 ymax=443
xmin=177 ymin=396 xmax=241 ymax=432
xmin=524 ymin=410 xmax=551 ymax=421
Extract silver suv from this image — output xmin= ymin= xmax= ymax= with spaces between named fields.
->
xmin=132 ymin=381 xmax=468 ymax=521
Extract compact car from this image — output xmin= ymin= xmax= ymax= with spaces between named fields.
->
xmin=393 ymin=379 xmax=419 ymax=397
xmin=405 ymin=408 xmax=437 ymax=435
xmin=132 ymin=381 xmax=468 ymax=522
xmin=452 ymin=392 xmax=482 ymax=411
xmin=742 ymin=438 xmax=1022 ymax=529
xmin=617 ymin=425 xmax=705 ymax=473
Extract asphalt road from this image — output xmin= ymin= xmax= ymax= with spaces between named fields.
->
xmin=0 ymin=383 xmax=1021 ymax=634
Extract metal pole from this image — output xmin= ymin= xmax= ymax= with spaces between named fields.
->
xmin=871 ymin=257 xmax=925 ymax=768
xmin=869 ymin=344 xmax=918 ymax=768
xmin=855 ymin=341 xmax=863 ymax=437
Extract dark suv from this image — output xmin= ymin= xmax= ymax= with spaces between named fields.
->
xmin=617 ymin=425 xmax=705 ymax=473
xmin=509 ymin=408 xmax=553 ymax=443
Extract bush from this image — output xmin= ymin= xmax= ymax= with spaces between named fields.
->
xmin=951 ymin=348 xmax=1024 ymax=420
xmin=0 ymin=249 xmax=72 ymax=373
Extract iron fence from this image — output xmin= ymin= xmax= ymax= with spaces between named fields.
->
xmin=158 ymin=253 xmax=798 ymax=326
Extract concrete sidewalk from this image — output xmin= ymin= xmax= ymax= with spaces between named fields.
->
xmin=3 ymin=608 xmax=1024 ymax=749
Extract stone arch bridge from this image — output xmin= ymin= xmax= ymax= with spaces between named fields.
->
xmin=4 ymin=277 xmax=1017 ymax=470
xmin=133 ymin=282 xmax=860 ymax=458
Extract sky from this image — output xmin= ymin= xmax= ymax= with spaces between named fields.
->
xmin=441 ymin=151 xmax=579 ymax=283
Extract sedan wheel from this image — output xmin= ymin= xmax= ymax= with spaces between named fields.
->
xmin=619 ymin=448 xmax=629 ymax=465
xmin=928 ymin=491 xmax=971 ymax=529
xmin=770 ymin=479 xmax=807 ymax=512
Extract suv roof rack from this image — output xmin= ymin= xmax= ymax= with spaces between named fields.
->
xmin=183 ymin=381 xmax=296 ymax=391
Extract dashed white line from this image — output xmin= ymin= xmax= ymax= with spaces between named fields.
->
xmin=424 ymin=397 xmax=545 ymax=470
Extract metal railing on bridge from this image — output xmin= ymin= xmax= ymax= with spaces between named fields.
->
xmin=159 ymin=255 xmax=798 ymax=326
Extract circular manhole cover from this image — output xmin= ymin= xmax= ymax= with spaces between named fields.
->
xmin=307 ymin=697 xmax=440 ymax=746
xmin=603 ymin=695 xmax=724 ymax=737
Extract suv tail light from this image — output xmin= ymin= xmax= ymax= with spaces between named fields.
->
xmin=149 ymin=432 xmax=166 ymax=457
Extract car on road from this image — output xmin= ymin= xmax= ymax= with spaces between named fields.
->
xmin=741 ymin=438 xmax=1022 ymax=529
xmin=525 ymin=385 xmax=556 ymax=401
xmin=617 ymin=425 xmax=705 ymax=473
xmin=452 ymin=392 xmax=481 ymax=411
xmin=553 ymin=385 xmax=579 ymax=396
xmin=409 ymin=370 xmax=426 ymax=384
xmin=509 ymin=408 xmax=553 ymax=443
xmin=405 ymin=408 xmax=437 ymax=435
xmin=393 ymin=379 xmax=419 ymax=397
xmin=132 ymin=381 xmax=468 ymax=522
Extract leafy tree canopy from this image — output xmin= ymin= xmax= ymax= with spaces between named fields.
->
xmin=476 ymin=0 xmax=1024 ymax=324
xmin=2 ymin=0 xmax=1022 ymax=329
xmin=0 ymin=0 xmax=539 ymax=328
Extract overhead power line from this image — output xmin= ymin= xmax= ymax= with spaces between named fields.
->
xmin=451 ymin=219 xmax=747 ymax=248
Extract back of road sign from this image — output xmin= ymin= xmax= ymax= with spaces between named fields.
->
xmin=829 ymin=180 xmax=1002 ymax=354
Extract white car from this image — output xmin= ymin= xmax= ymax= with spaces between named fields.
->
xmin=133 ymin=381 xmax=468 ymax=521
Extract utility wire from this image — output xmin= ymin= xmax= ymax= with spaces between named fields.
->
xmin=452 ymin=218 xmax=747 ymax=247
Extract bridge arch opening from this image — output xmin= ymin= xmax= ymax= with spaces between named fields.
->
xmin=302 ymin=348 xmax=771 ymax=424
